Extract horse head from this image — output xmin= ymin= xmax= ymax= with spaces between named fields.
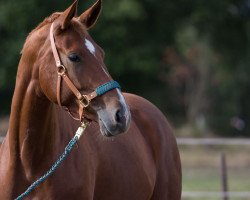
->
xmin=23 ymin=0 xmax=131 ymax=137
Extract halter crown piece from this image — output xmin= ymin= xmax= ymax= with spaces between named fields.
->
xmin=49 ymin=22 xmax=121 ymax=122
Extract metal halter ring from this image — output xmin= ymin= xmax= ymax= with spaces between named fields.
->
xmin=79 ymin=95 xmax=90 ymax=108
xmin=57 ymin=65 xmax=66 ymax=76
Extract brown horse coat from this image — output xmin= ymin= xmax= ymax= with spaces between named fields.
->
xmin=0 ymin=1 xmax=181 ymax=199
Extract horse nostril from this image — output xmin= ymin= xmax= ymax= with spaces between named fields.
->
xmin=115 ymin=109 xmax=123 ymax=123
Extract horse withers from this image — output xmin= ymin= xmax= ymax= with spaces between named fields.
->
xmin=0 ymin=0 xmax=181 ymax=199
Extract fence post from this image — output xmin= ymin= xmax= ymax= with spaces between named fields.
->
xmin=220 ymin=152 xmax=229 ymax=200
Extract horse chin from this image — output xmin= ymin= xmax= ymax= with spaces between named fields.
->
xmin=99 ymin=119 xmax=128 ymax=137
xmin=100 ymin=124 xmax=113 ymax=137
xmin=99 ymin=120 xmax=116 ymax=137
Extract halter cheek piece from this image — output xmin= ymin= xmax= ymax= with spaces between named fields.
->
xmin=49 ymin=23 xmax=120 ymax=122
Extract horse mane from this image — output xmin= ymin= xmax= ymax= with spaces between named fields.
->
xmin=21 ymin=13 xmax=61 ymax=54
xmin=31 ymin=12 xmax=61 ymax=35
xmin=21 ymin=12 xmax=87 ymax=55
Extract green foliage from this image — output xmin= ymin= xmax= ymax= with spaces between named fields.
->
xmin=0 ymin=0 xmax=249 ymax=136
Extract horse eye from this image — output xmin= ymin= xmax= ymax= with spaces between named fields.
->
xmin=68 ymin=53 xmax=80 ymax=63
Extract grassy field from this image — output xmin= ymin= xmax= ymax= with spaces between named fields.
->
xmin=183 ymin=167 xmax=250 ymax=191
xmin=179 ymin=145 xmax=250 ymax=200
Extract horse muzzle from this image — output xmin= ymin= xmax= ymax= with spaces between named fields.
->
xmin=97 ymin=96 xmax=131 ymax=137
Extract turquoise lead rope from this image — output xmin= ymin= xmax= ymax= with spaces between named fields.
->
xmin=15 ymin=123 xmax=88 ymax=200
xmin=15 ymin=80 xmax=121 ymax=200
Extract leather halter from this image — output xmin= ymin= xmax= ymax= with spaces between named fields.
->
xmin=49 ymin=22 xmax=120 ymax=122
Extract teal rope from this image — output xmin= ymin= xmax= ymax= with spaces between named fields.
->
xmin=15 ymin=136 xmax=78 ymax=200
xmin=15 ymin=80 xmax=120 ymax=199
xmin=96 ymin=81 xmax=121 ymax=96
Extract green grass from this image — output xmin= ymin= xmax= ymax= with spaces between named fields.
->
xmin=183 ymin=167 xmax=250 ymax=191
xmin=183 ymin=168 xmax=221 ymax=191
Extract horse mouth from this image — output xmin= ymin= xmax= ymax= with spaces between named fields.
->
xmin=99 ymin=118 xmax=130 ymax=137
xmin=99 ymin=119 xmax=115 ymax=137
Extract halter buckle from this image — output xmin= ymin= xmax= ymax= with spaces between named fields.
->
xmin=79 ymin=95 xmax=90 ymax=108
xmin=57 ymin=65 xmax=66 ymax=76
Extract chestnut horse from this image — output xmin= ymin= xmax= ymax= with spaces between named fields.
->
xmin=0 ymin=0 xmax=181 ymax=199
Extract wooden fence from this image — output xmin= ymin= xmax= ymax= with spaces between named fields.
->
xmin=177 ymin=138 xmax=250 ymax=146
xmin=177 ymin=138 xmax=250 ymax=200
xmin=182 ymin=191 xmax=250 ymax=198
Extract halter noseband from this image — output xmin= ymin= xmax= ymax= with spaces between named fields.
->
xmin=49 ymin=23 xmax=120 ymax=122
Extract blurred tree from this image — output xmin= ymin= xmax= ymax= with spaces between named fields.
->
xmin=0 ymin=0 xmax=249 ymax=136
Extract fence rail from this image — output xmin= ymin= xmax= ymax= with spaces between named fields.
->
xmin=1 ymin=137 xmax=250 ymax=145
xmin=182 ymin=191 xmax=250 ymax=198
xmin=177 ymin=138 xmax=250 ymax=145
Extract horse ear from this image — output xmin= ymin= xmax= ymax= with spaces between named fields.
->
xmin=78 ymin=0 xmax=102 ymax=29
xmin=58 ymin=0 xmax=78 ymax=30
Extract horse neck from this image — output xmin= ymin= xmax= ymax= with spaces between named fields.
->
xmin=7 ymin=53 xmax=59 ymax=174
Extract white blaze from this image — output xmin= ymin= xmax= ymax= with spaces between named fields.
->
xmin=116 ymin=89 xmax=130 ymax=120
xmin=85 ymin=39 xmax=96 ymax=55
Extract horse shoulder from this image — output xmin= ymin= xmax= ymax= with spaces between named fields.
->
xmin=124 ymin=93 xmax=175 ymax=145
xmin=124 ymin=93 xmax=182 ymax=199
